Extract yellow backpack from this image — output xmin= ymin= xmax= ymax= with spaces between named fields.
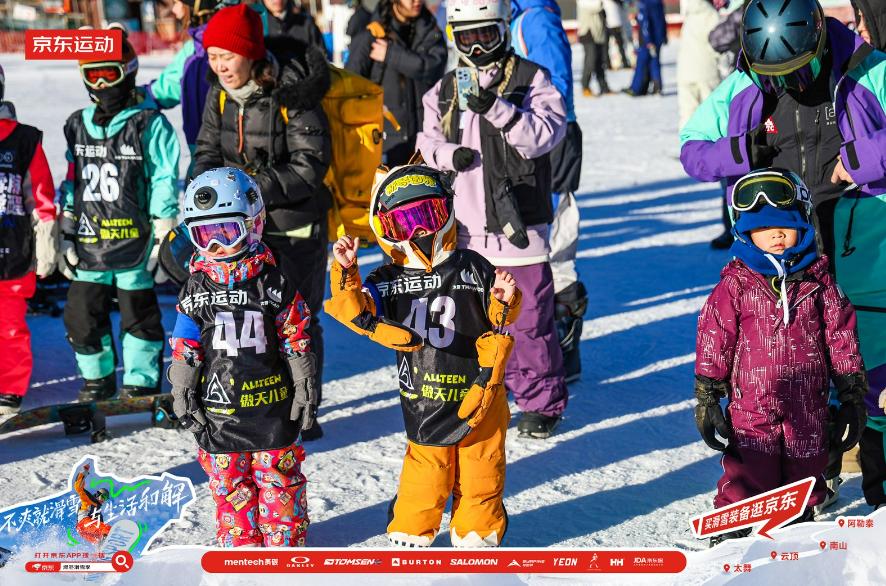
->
xmin=322 ymin=65 xmax=397 ymax=244
xmin=219 ymin=64 xmax=397 ymax=244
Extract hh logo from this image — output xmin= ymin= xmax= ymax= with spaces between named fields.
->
xmin=764 ymin=117 xmax=778 ymax=134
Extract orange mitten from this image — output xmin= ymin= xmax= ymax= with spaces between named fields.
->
xmin=458 ymin=332 xmax=515 ymax=427
xmin=324 ymin=261 xmax=424 ymax=352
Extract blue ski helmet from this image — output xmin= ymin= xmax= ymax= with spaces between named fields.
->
xmin=183 ymin=167 xmax=265 ymax=252
xmin=741 ymin=0 xmax=826 ymax=82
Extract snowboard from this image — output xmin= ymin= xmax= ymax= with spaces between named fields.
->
xmin=0 ymin=394 xmax=177 ymax=438
xmin=98 ymin=519 xmax=139 ymax=559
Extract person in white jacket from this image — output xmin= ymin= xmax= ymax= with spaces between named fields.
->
xmin=603 ymin=0 xmax=630 ymax=69
xmin=677 ymin=0 xmax=723 ymax=129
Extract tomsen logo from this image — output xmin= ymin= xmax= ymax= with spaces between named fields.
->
xmin=323 ymin=558 xmax=382 ymax=566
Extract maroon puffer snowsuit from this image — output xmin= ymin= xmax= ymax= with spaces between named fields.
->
xmin=695 ymin=256 xmax=864 ymax=508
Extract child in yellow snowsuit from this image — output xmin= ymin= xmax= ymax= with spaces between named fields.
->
xmin=326 ymin=165 xmax=521 ymax=547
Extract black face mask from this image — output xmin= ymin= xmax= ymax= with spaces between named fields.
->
xmin=412 ymin=232 xmax=436 ymax=262
xmin=89 ymin=75 xmax=136 ymax=126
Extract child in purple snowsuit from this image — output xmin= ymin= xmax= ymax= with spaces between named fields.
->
xmin=694 ymin=169 xmax=868 ymax=529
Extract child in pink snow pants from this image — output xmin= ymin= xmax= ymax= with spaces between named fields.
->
xmin=167 ymin=168 xmax=318 ymax=547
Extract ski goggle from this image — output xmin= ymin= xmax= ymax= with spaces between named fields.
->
xmin=732 ymin=172 xmax=810 ymax=214
xmin=755 ymin=56 xmax=822 ymax=93
xmin=452 ymin=22 xmax=505 ymax=56
xmin=377 ymin=197 xmax=450 ymax=242
xmin=187 ymin=217 xmax=248 ymax=251
xmin=79 ymin=60 xmax=136 ymax=90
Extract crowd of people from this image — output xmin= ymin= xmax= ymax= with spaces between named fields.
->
xmin=2 ymin=0 xmax=885 ymax=552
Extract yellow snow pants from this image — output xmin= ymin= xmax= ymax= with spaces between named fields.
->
xmin=387 ymin=388 xmax=510 ymax=547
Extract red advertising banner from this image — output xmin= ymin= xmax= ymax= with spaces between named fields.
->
xmin=24 ymin=30 xmax=122 ymax=61
xmin=200 ymin=549 xmax=687 ymax=574
xmin=690 ymin=477 xmax=815 ymax=540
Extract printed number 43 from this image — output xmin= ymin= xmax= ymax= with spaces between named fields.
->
xmin=402 ymin=296 xmax=456 ymax=348
xmin=212 ymin=311 xmax=267 ymax=357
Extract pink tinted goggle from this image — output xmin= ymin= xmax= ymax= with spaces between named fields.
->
xmin=187 ymin=218 xmax=247 ymax=251
xmin=377 ymin=197 xmax=449 ymax=242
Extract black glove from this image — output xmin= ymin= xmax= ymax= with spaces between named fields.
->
xmin=833 ymin=371 xmax=868 ymax=452
xmin=466 ymin=88 xmax=496 ymax=115
xmin=452 ymin=147 xmax=477 ymax=172
xmin=287 ymin=353 xmax=319 ymax=432
xmin=167 ymin=360 xmax=207 ymax=433
xmin=746 ymin=124 xmax=779 ymax=168
xmin=694 ymin=375 xmax=732 ymax=451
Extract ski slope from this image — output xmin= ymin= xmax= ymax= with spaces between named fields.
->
xmin=0 ymin=46 xmax=880 ymax=584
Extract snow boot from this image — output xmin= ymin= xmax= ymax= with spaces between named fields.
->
xmin=517 ymin=412 xmax=561 ymax=439
xmin=710 ymin=230 xmax=734 ymax=250
xmin=77 ymin=374 xmax=117 ymax=402
xmin=0 ymin=394 xmax=23 ymax=415
xmin=786 ymin=508 xmax=816 ymax=526
xmin=300 ymin=421 xmax=324 ymax=441
xmin=709 ymin=528 xmax=752 ymax=547
xmin=119 ymin=385 xmax=158 ymax=399
xmin=555 ymin=281 xmax=588 ymax=384
xmin=814 ymin=476 xmax=843 ymax=516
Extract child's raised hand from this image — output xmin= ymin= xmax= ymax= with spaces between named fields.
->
xmin=333 ymin=235 xmax=360 ymax=268
xmin=492 ymin=269 xmax=516 ymax=304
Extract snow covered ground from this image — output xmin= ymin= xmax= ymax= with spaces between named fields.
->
xmin=0 ymin=45 xmax=881 ymax=585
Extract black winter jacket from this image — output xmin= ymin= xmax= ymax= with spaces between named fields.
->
xmin=193 ymin=37 xmax=332 ymax=232
xmin=263 ymin=2 xmax=326 ymax=52
xmin=345 ymin=7 xmax=447 ymax=158
xmin=852 ymin=0 xmax=886 ymax=50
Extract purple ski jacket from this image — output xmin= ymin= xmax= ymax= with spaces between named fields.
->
xmin=680 ymin=18 xmax=886 ymax=198
xmin=696 ymin=256 xmax=864 ymax=412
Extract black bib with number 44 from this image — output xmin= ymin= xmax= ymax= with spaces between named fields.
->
xmin=64 ymin=109 xmax=153 ymax=271
xmin=179 ymin=265 xmax=301 ymax=454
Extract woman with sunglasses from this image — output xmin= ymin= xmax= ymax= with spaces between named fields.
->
xmin=192 ymin=4 xmax=331 ymax=439
xmin=59 ymin=26 xmax=181 ymax=402
xmin=416 ymin=0 xmax=568 ymax=439
xmin=168 ymin=167 xmax=315 ymax=548
xmin=694 ymin=168 xmax=868 ymax=544
xmin=345 ymin=0 xmax=447 ymax=166
xmin=681 ymin=0 xmax=886 ymax=514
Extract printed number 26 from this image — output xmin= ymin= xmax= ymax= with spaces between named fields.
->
xmin=212 ymin=311 xmax=267 ymax=357
xmin=403 ymin=296 xmax=456 ymax=348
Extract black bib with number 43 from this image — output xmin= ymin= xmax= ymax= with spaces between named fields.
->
xmin=365 ymin=249 xmax=498 ymax=446
xmin=179 ymin=265 xmax=301 ymax=454
xmin=64 ymin=109 xmax=153 ymax=271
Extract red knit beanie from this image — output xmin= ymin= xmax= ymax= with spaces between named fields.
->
xmin=203 ymin=4 xmax=265 ymax=61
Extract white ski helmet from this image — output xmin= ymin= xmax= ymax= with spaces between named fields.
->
xmin=183 ymin=167 xmax=265 ymax=255
xmin=447 ymin=0 xmax=511 ymax=68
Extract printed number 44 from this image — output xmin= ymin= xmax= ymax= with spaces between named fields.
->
xmin=403 ymin=296 xmax=456 ymax=348
xmin=212 ymin=311 xmax=267 ymax=357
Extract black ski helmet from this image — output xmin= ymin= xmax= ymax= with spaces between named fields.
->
xmin=741 ymin=0 xmax=826 ymax=75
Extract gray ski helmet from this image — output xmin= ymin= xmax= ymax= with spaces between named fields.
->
xmin=183 ymin=167 xmax=265 ymax=244
xmin=741 ymin=0 xmax=826 ymax=75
